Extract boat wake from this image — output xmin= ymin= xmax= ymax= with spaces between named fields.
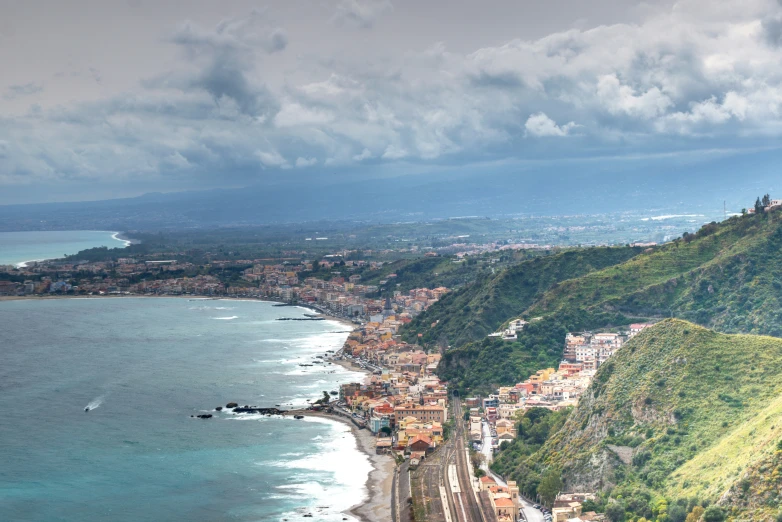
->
xmin=84 ymin=396 xmax=105 ymax=412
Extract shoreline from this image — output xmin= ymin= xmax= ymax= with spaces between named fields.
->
xmin=322 ymin=355 xmax=392 ymax=521
xmin=8 ymin=230 xmax=131 ymax=268
xmin=1 ymin=293 xmax=389 ymax=520
xmin=3 ymin=293 xmax=386 ymax=520
xmin=301 ymin=410 xmax=395 ymax=522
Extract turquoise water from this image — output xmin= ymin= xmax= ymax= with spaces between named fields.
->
xmin=0 ymin=230 xmax=128 ymax=266
xmin=0 ymin=298 xmax=369 ymax=521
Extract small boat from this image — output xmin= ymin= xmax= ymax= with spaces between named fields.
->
xmin=84 ymin=407 xmax=90 ymax=412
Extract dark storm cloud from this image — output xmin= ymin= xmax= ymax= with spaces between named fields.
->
xmin=5 ymin=0 xmax=782 ymax=199
xmin=169 ymin=14 xmax=285 ymax=117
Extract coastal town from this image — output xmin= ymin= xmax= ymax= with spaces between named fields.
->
xmin=2 ymin=250 xmax=656 ymax=522
xmin=321 ymin=307 xmax=655 ymax=522
xmin=0 ymin=256 xmax=450 ymax=323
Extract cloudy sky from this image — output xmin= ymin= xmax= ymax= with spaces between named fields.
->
xmin=3 ymin=0 xmax=782 ymax=204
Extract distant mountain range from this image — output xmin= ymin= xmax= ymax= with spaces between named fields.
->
xmin=2 ymin=150 xmax=779 ymax=231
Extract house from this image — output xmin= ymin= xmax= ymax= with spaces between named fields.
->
xmin=553 ymin=503 xmax=583 ymax=522
xmin=496 ymin=418 xmax=516 ymax=437
xmin=407 ymin=435 xmax=433 ymax=453
xmin=375 ymin=438 xmax=392 ymax=454
xmin=629 ymin=323 xmax=654 ymax=337
xmin=486 ymin=480 xmax=521 ymax=522
xmin=479 ymin=476 xmax=497 ymax=491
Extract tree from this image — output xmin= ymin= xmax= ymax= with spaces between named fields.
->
xmin=315 ymin=391 xmax=331 ymax=405
xmin=380 ymin=426 xmax=392 ymax=436
xmin=605 ymin=501 xmax=626 ymax=522
xmin=755 ymin=197 xmax=764 ymax=214
xmin=668 ymin=504 xmax=687 ymax=522
xmin=537 ymin=468 xmax=562 ymax=506
xmin=702 ymin=506 xmax=725 ymax=522
xmin=763 ymin=194 xmax=771 ymax=207
xmin=685 ymin=506 xmax=704 ymax=522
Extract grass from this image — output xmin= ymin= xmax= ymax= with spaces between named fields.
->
xmin=666 ymin=392 xmax=782 ymax=500
xmin=529 ymin=320 xmax=782 ymax=510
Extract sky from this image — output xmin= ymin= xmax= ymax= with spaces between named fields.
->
xmin=2 ymin=0 xmax=782 ymax=204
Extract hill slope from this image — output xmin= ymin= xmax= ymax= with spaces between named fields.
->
xmin=423 ymin=212 xmax=782 ymax=394
xmin=525 ymin=213 xmax=782 ymax=335
xmin=497 ymin=319 xmax=782 ymax=520
xmin=402 ymin=246 xmax=643 ymax=347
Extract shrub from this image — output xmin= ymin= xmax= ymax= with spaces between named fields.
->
xmin=605 ymin=502 xmax=626 ymax=522
xmin=702 ymin=505 xmax=725 ymax=522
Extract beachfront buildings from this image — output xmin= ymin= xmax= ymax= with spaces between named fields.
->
xmin=336 ymin=308 xmax=450 ymax=455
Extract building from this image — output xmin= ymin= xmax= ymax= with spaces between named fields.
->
xmin=394 ymin=404 xmax=446 ymax=424
xmin=407 ymin=435 xmax=433 ymax=453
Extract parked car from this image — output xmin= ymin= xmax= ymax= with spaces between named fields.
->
xmin=533 ymin=504 xmax=540 ymax=509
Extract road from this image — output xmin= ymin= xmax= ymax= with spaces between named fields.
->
xmin=479 ymin=420 xmax=544 ymax=522
xmin=518 ymin=496 xmax=546 ymax=522
xmin=480 ymin=421 xmax=494 ymax=467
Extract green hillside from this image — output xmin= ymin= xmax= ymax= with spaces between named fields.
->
xmin=420 ymin=212 xmax=782 ymax=394
xmin=524 ymin=213 xmax=782 ymax=335
xmin=493 ymin=319 xmax=782 ymax=521
xmin=401 ymin=246 xmax=642 ymax=347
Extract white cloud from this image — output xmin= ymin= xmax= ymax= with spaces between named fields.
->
xmin=352 ymin=148 xmax=373 ymax=161
xmin=256 ymin=149 xmax=288 ymax=168
xmin=596 ymin=74 xmax=672 ymax=120
xmin=524 ymin=113 xmax=578 ymax=137
xmin=295 ymin=156 xmax=317 ymax=167
xmin=382 ymin=144 xmax=407 ymax=159
xmin=274 ymin=102 xmax=335 ymax=127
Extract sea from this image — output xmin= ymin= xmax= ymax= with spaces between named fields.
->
xmin=0 ymin=298 xmax=371 ymax=521
xmin=0 ymin=230 xmax=129 ymax=267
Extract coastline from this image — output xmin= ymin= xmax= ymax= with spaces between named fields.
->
xmin=0 ymin=294 xmax=386 ymax=522
xmin=6 ymin=230 xmax=132 ymax=268
xmin=302 ymin=410 xmax=395 ymax=522
xmin=3 ymin=293 xmax=387 ymax=520
xmin=320 ymin=355 xmax=393 ymax=521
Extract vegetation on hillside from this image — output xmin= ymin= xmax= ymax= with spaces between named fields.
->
xmin=416 ymin=211 xmax=782 ymax=395
xmin=497 ymin=319 xmax=782 ymax=521
xmin=402 ymin=246 xmax=642 ymax=347
xmin=525 ymin=211 xmax=782 ymax=336
xmin=438 ymin=319 xmax=573 ymax=395
xmin=491 ymin=407 xmax=571 ymax=501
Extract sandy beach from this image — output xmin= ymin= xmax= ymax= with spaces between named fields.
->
xmin=302 ymin=410 xmax=395 ymax=522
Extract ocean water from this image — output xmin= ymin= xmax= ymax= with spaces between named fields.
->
xmin=0 ymin=298 xmax=370 ymax=521
xmin=0 ymin=230 xmax=129 ymax=266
